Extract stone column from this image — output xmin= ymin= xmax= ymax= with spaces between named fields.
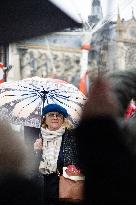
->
xmin=7 ymin=43 xmax=21 ymax=81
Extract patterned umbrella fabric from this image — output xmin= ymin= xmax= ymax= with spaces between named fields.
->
xmin=0 ymin=77 xmax=87 ymax=128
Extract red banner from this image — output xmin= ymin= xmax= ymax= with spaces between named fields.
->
xmin=0 ymin=63 xmax=4 ymax=83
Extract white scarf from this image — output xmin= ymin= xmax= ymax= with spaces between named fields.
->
xmin=39 ymin=127 xmax=65 ymax=175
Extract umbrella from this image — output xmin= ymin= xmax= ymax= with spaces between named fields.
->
xmin=0 ymin=0 xmax=82 ymax=45
xmin=0 ymin=76 xmax=87 ymax=128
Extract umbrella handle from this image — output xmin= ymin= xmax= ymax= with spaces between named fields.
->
xmin=39 ymin=132 xmax=42 ymax=139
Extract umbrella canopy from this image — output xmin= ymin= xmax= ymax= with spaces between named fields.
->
xmin=0 ymin=76 xmax=87 ymax=128
xmin=0 ymin=0 xmax=82 ymax=45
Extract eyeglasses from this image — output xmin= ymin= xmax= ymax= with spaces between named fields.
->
xmin=46 ymin=112 xmax=64 ymax=119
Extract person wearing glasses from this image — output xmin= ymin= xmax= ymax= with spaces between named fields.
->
xmin=34 ymin=103 xmax=81 ymax=204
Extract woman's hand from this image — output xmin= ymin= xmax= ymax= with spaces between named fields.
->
xmin=65 ymin=165 xmax=83 ymax=176
xmin=34 ymin=138 xmax=43 ymax=150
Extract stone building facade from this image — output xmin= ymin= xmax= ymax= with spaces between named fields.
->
xmin=6 ymin=1 xmax=136 ymax=85
xmin=7 ymin=32 xmax=85 ymax=87
xmin=89 ymin=12 xmax=136 ymax=77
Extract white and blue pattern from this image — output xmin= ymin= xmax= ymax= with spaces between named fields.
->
xmin=0 ymin=77 xmax=87 ymax=128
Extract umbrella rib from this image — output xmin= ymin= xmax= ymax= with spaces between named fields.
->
xmin=47 ymin=89 xmax=84 ymax=105
xmin=12 ymin=83 xmax=42 ymax=98
xmin=49 ymin=93 xmax=75 ymax=101
xmin=15 ymin=95 xmax=41 ymax=115
xmin=4 ymin=93 xmax=38 ymax=100
xmin=23 ymin=83 xmax=48 ymax=102
xmin=51 ymin=97 xmax=81 ymax=116
xmin=4 ymin=85 xmax=43 ymax=99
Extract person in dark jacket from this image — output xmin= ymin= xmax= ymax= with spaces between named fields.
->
xmin=75 ymin=76 xmax=136 ymax=205
xmin=0 ymin=118 xmax=43 ymax=205
xmin=34 ymin=103 xmax=81 ymax=205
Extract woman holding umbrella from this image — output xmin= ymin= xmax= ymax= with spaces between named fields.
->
xmin=34 ymin=103 xmax=83 ymax=204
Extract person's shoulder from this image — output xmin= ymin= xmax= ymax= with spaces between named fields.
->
xmin=64 ymin=128 xmax=76 ymax=137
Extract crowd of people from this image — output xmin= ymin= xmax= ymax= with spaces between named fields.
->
xmin=1 ymin=69 xmax=136 ymax=205
xmin=75 ymin=75 xmax=136 ymax=204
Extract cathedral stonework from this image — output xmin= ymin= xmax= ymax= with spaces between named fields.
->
xmin=19 ymin=48 xmax=81 ymax=87
xmin=89 ymin=14 xmax=136 ymax=76
xmin=7 ymin=10 xmax=136 ymax=85
xmin=8 ymin=32 xmax=83 ymax=87
xmin=125 ymin=44 xmax=136 ymax=70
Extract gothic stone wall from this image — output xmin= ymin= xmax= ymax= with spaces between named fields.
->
xmin=19 ymin=48 xmax=81 ymax=87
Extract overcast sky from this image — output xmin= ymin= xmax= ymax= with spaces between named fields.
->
xmin=50 ymin=0 xmax=136 ymax=23
xmin=74 ymin=0 xmax=136 ymax=21
xmin=98 ymin=0 xmax=136 ymax=20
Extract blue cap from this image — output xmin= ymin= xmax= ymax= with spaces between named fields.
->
xmin=42 ymin=104 xmax=68 ymax=118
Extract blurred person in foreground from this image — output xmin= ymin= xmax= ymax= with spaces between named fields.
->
xmin=75 ymin=76 xmax=136 ymax=205
xmin=34 ymin=103 xmax=83 ymax=205
xmin=0 ymin=118 xmax=43 ymax=205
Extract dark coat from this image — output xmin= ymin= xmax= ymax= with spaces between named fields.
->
xmin=0 ymin=174 xmax=43 ymax=205
xmin=24 ymin=126 xmax=80 ymax=171
xmin=24 ymin=126 xmax=80 ymax=204
xmin=75 ymin=116 xmax=136 ymax=205
xmin=57 ymin=128 xmax=80 ymax=173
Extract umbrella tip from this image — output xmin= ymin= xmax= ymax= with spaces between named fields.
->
xmin=41 ymin=90 xmax=49 ymax=95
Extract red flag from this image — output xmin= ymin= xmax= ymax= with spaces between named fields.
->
xmin=0 ymin=63 xmax=4 ymax=84
xmin=79 ymin=71 xmax=89 ymax=96
xmin=124 ymin=101 xmax=136 ymax=119
xmin=79 ymin=41 xmax=90 ymax=96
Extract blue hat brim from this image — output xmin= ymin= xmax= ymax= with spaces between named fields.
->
xmin=42 ymin=104 xmax=68 ymax=118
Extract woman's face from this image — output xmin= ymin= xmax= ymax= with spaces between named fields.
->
xmin=45 ymin=112 xmax=64 ymax=131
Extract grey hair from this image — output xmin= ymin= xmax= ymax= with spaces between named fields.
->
xmin=105 ymin=68 xmax=136 ymax=117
